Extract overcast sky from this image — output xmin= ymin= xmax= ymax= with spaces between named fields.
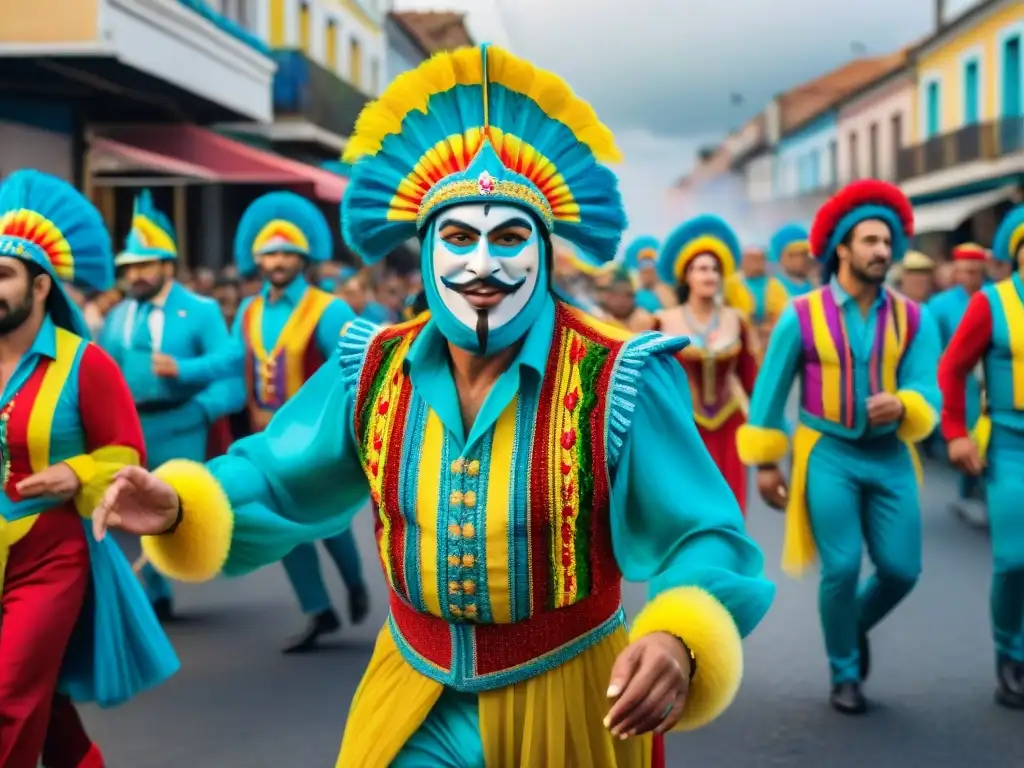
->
xmin=392 ymin=0 xmax=984 ymax=239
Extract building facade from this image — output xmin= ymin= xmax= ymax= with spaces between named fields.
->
xmin=836 ymin=64 xmax=914 ymax=186
xmin=898 ymin=0 xmax=1023 ymax=248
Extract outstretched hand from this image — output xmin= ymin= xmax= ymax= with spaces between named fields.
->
xmin=92 ymin=465 xmax=180 ymax=541
xmin=604 ymin=631 xmax=690 ymax=739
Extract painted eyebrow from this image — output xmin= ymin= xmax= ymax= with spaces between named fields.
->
xmin=438 ymin=218 xmax=481 ymax=235
xmin=491 ymin=217 xmax=534 ymax=231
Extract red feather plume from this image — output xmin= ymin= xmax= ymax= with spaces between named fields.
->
xmin=809 ymin=180 xmax=914 ymax=260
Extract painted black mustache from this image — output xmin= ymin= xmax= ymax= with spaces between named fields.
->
xmin=440 ymin=274 xmax=526 ymax=294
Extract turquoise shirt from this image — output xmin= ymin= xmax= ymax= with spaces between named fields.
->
xmin=101 ymin=282 xmax=245 ymax=464
xmin=982 ymin=274 xmax=1024 ymax=431
xmin=776 ymin=273 xmax=814 ymax=299
xmin=748 ymin=278 xmax=942 ymax=442
xmin=744 ymin=275 xmax=768 ymax=322
xmin=231 ymin=274 xmax=355 ymax=360
xmin=3 ymin=316 xmax=178 ymax=705
xmin=203 ymin=297 xmax=774 ymax=640
xmin=635 ymin=288 xmax=662 ymax=313
xmin=929 ymin=285 xmax=982 ymax=428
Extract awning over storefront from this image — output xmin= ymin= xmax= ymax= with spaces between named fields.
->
xmin=90 ymin=125 xmax=347 ymax=202
xmin=912 ymin=185 xmax=1016 ymax=235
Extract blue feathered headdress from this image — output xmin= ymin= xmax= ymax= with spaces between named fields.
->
xmin=0 ymin=170 xmax=113 ymax=337
xmin=656 ymin=214 xmax=741 ymax=286
xmin=340 ymin=44 xmax=627 ymax=266
xmin=623 ymin=235 xmax=659 ymax=272
xmin=768 ymin=223 xmax=810 ymax=263
xmin=116 ymin=189 xmax=177 ymax=267
xmin=992 ymin=204 xmax=1024 ymax=264
xmin=234 ymin=191 xmax=332 ymax=277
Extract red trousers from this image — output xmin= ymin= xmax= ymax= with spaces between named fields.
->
xmin=0 ymin=508 xmax=90 ymax=768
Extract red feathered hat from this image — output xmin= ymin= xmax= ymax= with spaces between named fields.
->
xmin=810 ymin=180 xmax=914 ymax=266
xmin=951 ymin=242 xmax=987 ymax=261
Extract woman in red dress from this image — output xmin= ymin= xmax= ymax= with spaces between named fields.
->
xmin=653 ymin=215 xmax=759 ymax=514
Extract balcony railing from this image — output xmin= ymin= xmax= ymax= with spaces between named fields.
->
xmin=896 ymin=116 xmax=1024 ymax=182
xmin=272 ymin=49 xmax=370 ymax=138
xmin=176 ymin=0 xmax=270 ymax=54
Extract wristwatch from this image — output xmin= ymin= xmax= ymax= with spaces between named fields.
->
xmin=162 ymin=498 xmax=184 ymax=535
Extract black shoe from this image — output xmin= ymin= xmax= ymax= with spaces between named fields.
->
xmin=282 ymin=609 xmax=341 ymax=654
xmin=348 ymin=587 xmax=370 ymax=625
xmin=830 ymin=682 xmax=867 ymax=715
xmin=995 ymin=655 xmax=1024 ymax=709
xmin=859 ymin=632 xmax=871 ymax=681
xmin=152 ymin=597 xmax=175 ymax=623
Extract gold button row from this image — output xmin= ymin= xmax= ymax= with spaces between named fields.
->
xmin=449 ymin=604 xmax=478 ymax=619
xmin=450 ymin=458 xmax=481 ymax=476
xmin=447 ymin=523 xmax=476 ymax=539
xmin=448 ymin=580 xmax=477 ymax=595
xmin=449 ymin=490 xmax=477 ymax=507
xmin=446 ymin=554 xmax=476 ymax=568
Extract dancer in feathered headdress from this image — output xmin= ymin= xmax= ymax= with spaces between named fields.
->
xmin=652 ymin=214 xmax=761 ymax=516
xmin=99 ymin=188 xmax=244 ymax=623
xmin=738 ymin=179 xmax=941 ymax=715
xmin=623 ymin=235 xmax=673 ymax=312
xmin=0 ymin=171 xmax=178 ymax=768
xmin=94 ymin=45 xmax=773 ymax=768
xmin=769 ymin=223 xmax=815 ymax=299
xmin=939 ymin=204 xmax=1024 ymax=709
xmin=231 ymin=190 xmax=371 ymax=653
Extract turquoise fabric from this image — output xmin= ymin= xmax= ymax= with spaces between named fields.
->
xmin=280 ymin=532 xmax=365 ymax=615
xmin=981 ymin=274 xmax=1024 ymax=432
xmin=230 ymin=275 xmax=354 ymax=361
xmin=748 ymin=278 xmax=942 ymax=441
xmin=634 ymin=288 xmax=661 ymax=313
xmin=805 ymin=434 xmax=921 ymax=682
xmin=987 ymin=425 xmax=1024 ymax=662
xmin=391 ymin=689 xmax=484 ymax=767
xmin=775 ymin=272 xmax=813 ymax=299
xmin=100 ymin=282 xmax=245 ymax=465
xmin=203 ymin=297 xmax=775 ymax=647
xmin=742 ymin=274 xmax=768 ymax=323
xmin=0 ymin=317 xmax=179 ymax=706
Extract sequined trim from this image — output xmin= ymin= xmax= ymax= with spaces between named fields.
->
xmin=417 ymin=178 xmax=555 ymax=231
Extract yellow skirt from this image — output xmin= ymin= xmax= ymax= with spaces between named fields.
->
xmin=337 ymin=624 xmax=652 ymax=767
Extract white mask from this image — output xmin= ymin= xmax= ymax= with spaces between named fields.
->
xmin=430 ymin=203 xmax=541 ymax=338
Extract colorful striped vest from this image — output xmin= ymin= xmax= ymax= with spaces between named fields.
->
xmin=793 ymin=287 xmax=920 ymax=429
xmin=984 ymin=277 xmax=1024 ymax=415
xmin=241 ymin=287 xmax=334 ymax=430
xmin=346 ymin=303 xmax=646 ymax=691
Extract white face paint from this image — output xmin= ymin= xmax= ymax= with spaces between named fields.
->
xmin=431 ymin=203 xmax=541 ymax=333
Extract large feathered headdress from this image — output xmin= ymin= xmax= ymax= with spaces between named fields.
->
xmin=656 ymin=214 xmax=741 ymax=286
xmin=340 ymin=44 xmax=627 ymax=265
xmin=992 ymin=205 xmax=1024 ymax=264
xmin=623 ymin=235 xmax=659 ymax=272
xmin=768 ymin=223 xmax=809 ymax=263
xmin=115 ymin=189 xmax=177 ymax=267
xmin=809 ymin=180 xmax=914 ymax=281
xmin=0 ymin=169 xmax=112 ymax=337
xmin=234 ymin=191 xmax=332 ymax=277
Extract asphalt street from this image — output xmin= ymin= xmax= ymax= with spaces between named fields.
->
xmin=83 ymin=459 xmax=1024 ymax=767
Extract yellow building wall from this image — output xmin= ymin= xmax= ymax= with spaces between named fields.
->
xmin=912 ymin=3 xmax=1024 ymax=140
xmin=268 ymin=0 xmax=285 ymax=46
xmin=0 ymin=0 xmax=99 ymax=44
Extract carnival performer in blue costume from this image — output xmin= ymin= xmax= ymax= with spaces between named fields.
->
xmin=929 ymin=243 xmax=988 ymax=509
xmin=738 ymin=179 xmax=941 ymax=715
xmin=723 ymin=242 xmax=787 ymax=351
xmin=93 ymin=44 xmax=774 ymax=768
xmin=623 ymin=235 xmax=671 ymax=312
xmin=100 ymin=190 xmax=244 ymax=621
xmin=231 ymin=191 xmax=369 ymax=653
xmin=770 ymin=223 xmax=815 ymax=299
xmin=939 ymin=205 xmax=1024 ymax=709
xmin=0 ymin=170 xmax=177 ymax=768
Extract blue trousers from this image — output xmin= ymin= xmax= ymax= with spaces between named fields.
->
xmin=281 ymin=530 xmax=366 ymax=615
xmin=392 ymin=689 xmax=483 ymax=767
xmin=806 ymin=434 xmax=922 ymax=683
xmin=987 ymin=425 xmax=1024 ymax=662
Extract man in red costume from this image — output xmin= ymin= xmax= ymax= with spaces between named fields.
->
xmin=0 ymin=170 xmax=178 ymax=768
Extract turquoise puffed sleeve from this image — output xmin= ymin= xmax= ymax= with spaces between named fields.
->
xmin=608 ymin=341 xmax=775 ymax=731
xmin=736 ymin=303 xmax=803 ymax=466
xmin=141 ymin=351 xmax=370 ymax=582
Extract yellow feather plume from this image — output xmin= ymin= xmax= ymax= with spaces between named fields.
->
xmin=341 ymin=45 xmax=623 ymax=165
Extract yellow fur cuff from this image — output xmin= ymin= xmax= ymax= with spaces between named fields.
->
xmin=629 ymin=587 xmax=744 ymax=731
xmin=895 ymin=390 xmax=937 ymax=444
xmin=142 ymin=459 xmax=233 ymax=583
xmin=735 ymin=425 xmax=789 ymax=466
